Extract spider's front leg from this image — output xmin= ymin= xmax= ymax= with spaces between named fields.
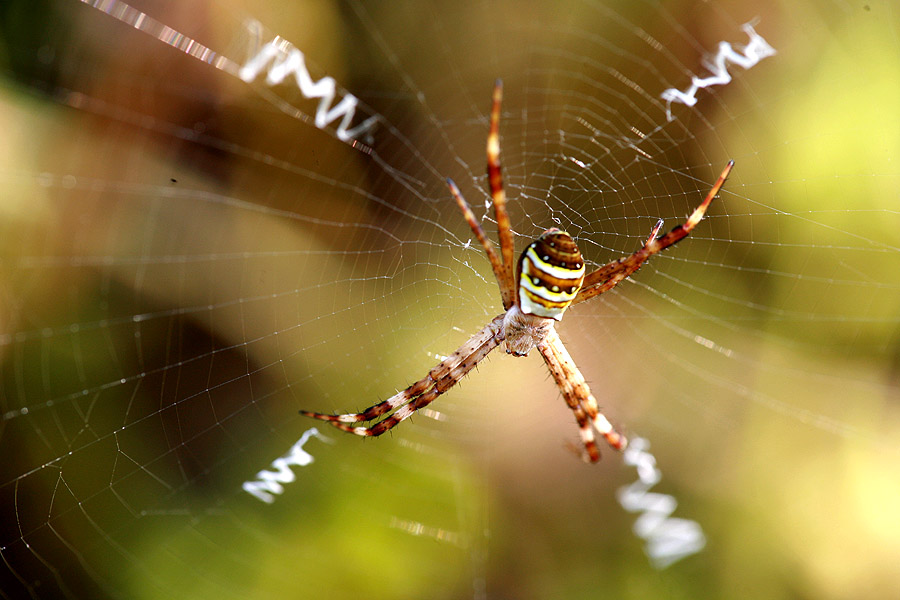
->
xmin=537 ymin=328 xmax=627 ymax=462
xmin=301 ymin=315 xmax=505 ymax=437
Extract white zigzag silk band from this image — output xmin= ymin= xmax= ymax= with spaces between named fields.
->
xmin=661 ymin=23 xmax=776 ymax=121
xmin=617 ymin=437 xmax=706 ymax=569
xmin=243 ymin=428 xmax=330 ymax=503
xmin=76 ymin=0 xmax=378 ymax=145
xmin=238 ymin=19 xmax=379 ymax=143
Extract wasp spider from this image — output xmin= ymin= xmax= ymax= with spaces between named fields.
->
xmin=302 ymin=81 xmax=733 ymax=462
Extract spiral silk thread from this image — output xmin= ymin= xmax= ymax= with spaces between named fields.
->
xmin=661 ymin=23 xmax=776 ymax=121
xmin=617 ymin=437 xmax=706 ymax=568
xmin=243 ymin=428 xmax=330 ymax=503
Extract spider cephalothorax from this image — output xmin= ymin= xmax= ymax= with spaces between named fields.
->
xmin=302 ymin=80 xmax=733 ymax=462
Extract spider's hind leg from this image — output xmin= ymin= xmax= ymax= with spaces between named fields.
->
xmin=447 ymin=178 xmax=515 ymax=308
xmin=486 ymin=79 xmax=515 ymax=292
xmin=573 ymin=160 xmax=734 ymax=306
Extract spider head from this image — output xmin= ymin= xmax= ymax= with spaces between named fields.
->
xmin=501 ymin=304 xmax=555 ymax=356
xmin=516 ymin=228 xmax=585 ymax=321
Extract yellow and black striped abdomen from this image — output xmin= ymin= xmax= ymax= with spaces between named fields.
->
xmin=517 ymin=228 xmax=585 ymax=320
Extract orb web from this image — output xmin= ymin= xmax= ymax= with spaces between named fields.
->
xmin=1 ymin=1 xmax=898 ymax=599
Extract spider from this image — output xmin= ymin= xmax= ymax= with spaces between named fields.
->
xmin=302 ymin=80 xmax=733 ymax=462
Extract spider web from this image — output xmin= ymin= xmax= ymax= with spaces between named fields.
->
xmin=2 ymin=0 xmax=899 ymax=598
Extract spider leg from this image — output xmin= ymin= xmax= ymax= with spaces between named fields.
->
xmin=446 ymin=80 xmax=517 ymax=310
xmin=486 ymin=79 xmax=517 ymax=309
xmin=573 ymin=160 xmax=733 ymax=305
xmin=300 ymin=374 xmax=433 ymax=425
xmin=301 ymin=314 xmax=504 ymax=436
xmin=360 ymin=332 xmax=500 ymax=436
xmin=537 ymin=328 xmax=626 ymax=462
xmin=447 ymin=179 xmax=515 ymax=309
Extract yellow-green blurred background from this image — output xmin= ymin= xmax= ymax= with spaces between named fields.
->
xmin=1 ymin=1 xmax=899 ymax=598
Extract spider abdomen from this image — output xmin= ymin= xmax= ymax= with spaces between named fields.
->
xmin=517 ymin=228 xmax=586 ymax=320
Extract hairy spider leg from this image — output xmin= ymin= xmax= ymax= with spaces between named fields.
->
xmin=574 ymin=160 xmax=733 ymax=305
xmin=447 ymin=178 xmax=515 ymax=308
xmin=538 ymin=328 xmax=626 ymax=462
xmin=486 ymin=79 xmax=516 ymax=309
xmin=301 ymin=315 xmax=504 ymax=436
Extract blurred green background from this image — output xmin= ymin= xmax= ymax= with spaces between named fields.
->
xmin=1 ymin=1 xmax=899 ymax=599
